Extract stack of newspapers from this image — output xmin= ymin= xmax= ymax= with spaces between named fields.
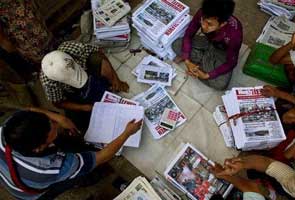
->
xmin=132 ymin=0 xmax=191 ymax=60
xmin=256 ymin=16 xmax=295 ymax=49
xmin=164 ymin=143 xmax=233 ymax=200
xmin=258 ymin=0 xmax=295 ymax=20
xmin=91 ymin=0 xmax=131 ymax=47
xmin=213 ymin=86 xmax=286 ymax=151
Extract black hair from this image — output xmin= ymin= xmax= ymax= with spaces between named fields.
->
xmin=210 ymin=194 xmax=224 ymax=200
xmin=202 ymin=0 xmax=235 ymax=23
xmin=2 ymin=111 xmax=51 ymax=156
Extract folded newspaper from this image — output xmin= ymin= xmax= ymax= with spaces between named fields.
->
xmin=132 ymin=0 xmax=190 ymax=60
xmin=114 ymin=176 xmax=162 ymax=200
xmin=164 ymin=143 xmax=233 ymax=200
xmin=215 ymin=86 xmax=286 ymax=151
xmin=132 ymin=84 xmax=186 ymax=140
xmin=258 ymin=0 xmax=295 ymax=19
xmin=257 ymin=16 xmax=295 ymax=48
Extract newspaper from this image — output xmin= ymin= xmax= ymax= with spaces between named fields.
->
xmin=93 ymin=16 xmax=130 ymax=34
xmin=164 ymin=143 xmax=233 ymax=200
xmin=257 ymin=16 xmax=295 ymax=48
xmin=222 ymin=86 xmax=286 ymax=150
xmin=258 ymin=0 xmax=295 ymax=19
xmin=114 ymin=176 xmax=162 ymax=200
xmin=132 ymin=0 xmax=189 ymax=42
xmin=94 ymin=0 xmax=131 ymax=26
xmin=132 ymin=84 xmax=186 ymax=139
xmin=133 ymin=55 xmax=176 ymax=79
xmin=150 ymin=176 xmax=182 ymax=200
xmin=101 ymin=91 xmax=139 ymax=105
xmin=213 ymin=105 xmax=235 ymax=148
xmin=137 ymin=65 xmax=173 ymax=86
xmin=85 ymin=102 xmax=144 ymax=147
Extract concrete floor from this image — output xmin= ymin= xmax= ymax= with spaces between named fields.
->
xmin=0 ymin=0 xmax=276 ymax=199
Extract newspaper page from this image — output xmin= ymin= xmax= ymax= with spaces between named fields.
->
xmin=257 ymin=16 xmax=295 ymax=48
xmin=133 ymin=55 xmax=176 ymax=78
xmin=114 ymin=176 xmax=162 ymax=200
xmin=101 ymin=91 xmax=139 ymax=105
xmin=94 ymin=0 xmax=131 ymax=26
xmin=164 ymin=143 xmax=232 ymax=200
xmin=222 ymin=87 xmax=286 ymax=150
xmin=150 ymin=176 xmax=182 ymax=200
xmin=132 ymin=84 xmax=186 ymax=139
xmin=93 ymin=16 xmax=130 ymax=33
xmin=213 ymin=105 xmax=235 ymax=148
xmin=137 ymin=65 xmax=173 ymax=86
xmin=85 ymin=102 xmax=144 ymax=147
xmin=132 ymin=0 xmax=189 ymax=41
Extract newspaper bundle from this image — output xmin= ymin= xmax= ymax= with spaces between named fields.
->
xmin=257 ymin=16 xmax=295 ymax=48
xmin=91 ymin=0 xmax=131 ymax=46
xmin=258 ymin=0 xmax=295 ymax=19
xmin=114 ymin=176 xmax=162 ymax=200
xmin=132 ymin=84 xmax=186 ymax=139
xmin=164 ymin=143 xmax=233 ymax=200
xmin=132 ymin=0 xmax=190 ymax=60
xmin=214 ymin=86 xmax=286 ymax=151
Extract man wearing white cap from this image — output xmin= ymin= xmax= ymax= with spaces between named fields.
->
xmin=40 ymin=41 xmax=129 ymax=130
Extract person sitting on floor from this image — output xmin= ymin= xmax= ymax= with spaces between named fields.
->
xmin=211 ymin=155 xmax=295 ymax=200
xmin=172 ymin=0 xmax=243 ymax=90
xmin=40 ymin=41 xmax=129 ymax=131
xmin=0 ymin=107 xmax=142 ymax=200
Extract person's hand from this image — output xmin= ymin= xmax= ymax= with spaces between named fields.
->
xmin=283 ymin=108 xmax=295 ymax=124
xmin=57 ymin=115 xmax=80 ymax=136
xmin=185 ymin=59 xmax=199 ymax=74
xmin=124 ymin=119 xmax=143 ymax=136
xmin=261 ymin=85 xmax=280 ymax=98
xmin=111 ymin=78 xmax=129 ymax=93
xmin=174 ymin=56 xmax=184 ymax=64
xmin=194 ymin=68 xmax=210 ymax=80
xmin=223 ymin=157 xmax=244 ymax=175
xmin=210 ymin=163 xmax=230 ymax=179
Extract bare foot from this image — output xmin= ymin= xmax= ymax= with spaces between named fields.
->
xmin=174 ymin=56 xmax=184 ymax=64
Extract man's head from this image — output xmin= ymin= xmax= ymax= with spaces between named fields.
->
xmin=42 ymin=51 xmax=88 ymax=88
xmin=2 ymin=111 xmax=58 ymax=156
xmin=201 ymin=0 xmax=235 ymax=33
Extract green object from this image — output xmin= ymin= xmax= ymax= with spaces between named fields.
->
xmin=243 ymin=43 xmax=290 ymax=88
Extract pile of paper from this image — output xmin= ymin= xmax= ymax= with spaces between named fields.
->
xmin=257 ymin=16 xmax=295 ymax=48
xmin=114 ymin=176 xmax=162 ymax=200
xmin=214 ymin=86 xmax=286 ymax=151
xmin=85 ymin=91 xmax=144 ymax=155
xmin=132 ymin=84 xmax=186 ymax=140
xmin=91 ymin=0 xmax=131 ymax=47
xmin=258 ymin=0 xmax=295 ymax=19
xmin=164 ymin=143 xmax=233 ymax=200
xmin=132 ymin=0 xmax=191 ymax=60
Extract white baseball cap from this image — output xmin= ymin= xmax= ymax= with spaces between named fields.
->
xmin=41 ymin=51 xmax=88 ymax=88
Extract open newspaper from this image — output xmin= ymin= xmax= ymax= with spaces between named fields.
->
xmin=132 ymin=84 xmax=186 ymax=139
xmin=164 ymin=143 xmax=233 ymax=200
xmin=114 ymin=176 xmax=162 ymax=200
xmin=85 ymin=102 xmax=144 ymax=147
xmin=94 ymin=0 xmax=131 ymax=26
xmin=132 ymin=0 xmax=189 ymax=42
xmin=221 ymin=86 xmax=286 ymax=151
xmin=257 ymin=16 xmax=295 ymax=48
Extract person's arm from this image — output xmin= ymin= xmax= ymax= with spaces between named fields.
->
xmin=269 ymin=42 xmax=294 ymax=65
xmin=54 ymin=101 xmax=93 ymax=112
xmin=181 ymin=9 xmax=202 ymax=60
xmin=95 ymin=119 xmax=143 ymax=166
xmin=284 ymin=143 xmax=295 ymax=160
xmin=262 ymin=85 xmax=295 ymax=104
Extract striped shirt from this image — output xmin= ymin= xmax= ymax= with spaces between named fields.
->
xmin=0 ymin=127 xmax=96 ymax=200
